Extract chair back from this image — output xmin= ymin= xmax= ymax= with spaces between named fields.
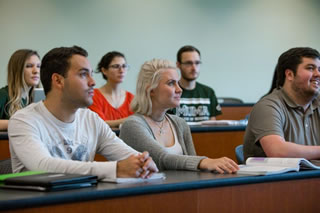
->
xmin=235 ymin=145 xmax=244 ymax=164
xmin=0 ymin=158 xmax=12 ymax=174
xmin=218 ymin=97 xmax=244 ymax=104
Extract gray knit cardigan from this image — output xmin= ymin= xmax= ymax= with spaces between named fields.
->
xmin=119 ymin=113 xmax=206 ymax=171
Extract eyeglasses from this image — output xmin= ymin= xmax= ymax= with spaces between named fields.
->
xmin=108 ymin=64 xmax=129 ymax=70
xmin=180 ymin=61 xmax=202 ymax=67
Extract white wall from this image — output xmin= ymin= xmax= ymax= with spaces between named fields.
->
xmin=1 ymin=0 xmax=319 ymax=102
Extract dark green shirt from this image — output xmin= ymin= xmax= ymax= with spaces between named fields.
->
xmin=170 ymin=82 xmax=221 ymax=122
xmin=0 ymin=86 xmax=27 ymax=119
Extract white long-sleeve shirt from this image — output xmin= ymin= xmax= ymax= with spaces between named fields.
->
xmin=8 ymin=101 xmax=138 ymax=179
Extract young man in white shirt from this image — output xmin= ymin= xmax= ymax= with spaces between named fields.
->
xmin=8 ymin=46 xmax=158 ymax=180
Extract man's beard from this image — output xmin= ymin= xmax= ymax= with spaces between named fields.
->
xmin=181 ymin=73 xmax=197 ymax=82
xmin=291 ymin=81 xmax=320 ymax=102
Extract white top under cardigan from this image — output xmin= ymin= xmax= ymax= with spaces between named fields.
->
xmin=164 ymin=117 xmax=183 ymax=155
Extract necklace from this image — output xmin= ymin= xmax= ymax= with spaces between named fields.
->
xmin=155 ymin=118 xmax=165 ymax=135
xmin=147 ymin=115 xmax=166 ymax=135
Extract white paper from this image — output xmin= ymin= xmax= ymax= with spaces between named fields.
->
xmin=101 ymin=173 xmax=166 ymax=183
xmin=200 ymin=120 xmax=241 ymax=126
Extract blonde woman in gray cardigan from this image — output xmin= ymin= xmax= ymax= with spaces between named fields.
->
xmin=120 ymin=59 xmax=239 ymax=173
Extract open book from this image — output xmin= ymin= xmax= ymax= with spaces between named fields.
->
xmin=237 ymin=157 xmax=320 ymax=175
xmin=101 ymin=173 xmax=165 ymax=183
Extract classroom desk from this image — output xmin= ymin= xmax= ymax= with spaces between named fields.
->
xmin=219 ymin=103 xmax=254 ymax=120
xmin=1 ymin=103 xmax=252 ymax=160
xmin=190 ymin=125 xmax=246 ymax=161
xmin=1 ymin=125 xmax=246 ymax=162
xmin=0 ymin=125 xmax=246 ymax=162
xmin=1 ymin=170 xmax=320 ymax=213
xmin=0 ymin=132 xmax=9 ymax=160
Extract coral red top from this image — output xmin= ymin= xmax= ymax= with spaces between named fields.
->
xmin=89 ymin=89 xmax=134 ymax=121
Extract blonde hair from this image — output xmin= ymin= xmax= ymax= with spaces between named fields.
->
xmin=6 ymin=49 xmax=40 ymax=117
xmin=131 ymin=59 xmax=176 ymax=115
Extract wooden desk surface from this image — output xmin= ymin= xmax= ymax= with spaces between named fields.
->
xmin=1 ymin=170 xmax=320 ymax=213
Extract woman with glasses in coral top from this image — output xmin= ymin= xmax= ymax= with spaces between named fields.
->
xmin=89 ymin=51 xmax=134 ymax=128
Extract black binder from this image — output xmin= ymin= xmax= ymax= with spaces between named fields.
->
xmin=1 ymin=173 xmax=97 ymax=191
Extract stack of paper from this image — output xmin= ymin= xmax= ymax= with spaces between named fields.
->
xmin=187 ymin=120 xmax=245 ymax=126
xmin=201 ymin=120 xmax=242 ymax=126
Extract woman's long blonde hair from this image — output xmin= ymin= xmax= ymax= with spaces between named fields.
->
xmin=6 ymin=49 xmax=40 ymax=117
xmin=131 ymin=59 xmax=176 ymax=116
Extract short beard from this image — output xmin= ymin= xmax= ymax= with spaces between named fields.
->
xmin=181 ymin=73 xmax=197 ymax=82
xmin=291 ymin=83 xmax=319 ymax=102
